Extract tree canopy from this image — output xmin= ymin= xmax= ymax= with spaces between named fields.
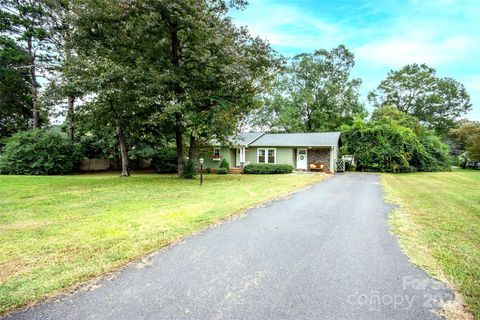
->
xmin=0 ymin=0 xmax=57 ymax=128
xmin=65 ymin=0 xmax=277 ymax=176
xmin=368 ymin=63 xmax=471 ymax=136
xmin=0 ymin=1 xmax=477 ymax=176
xmin=251 ymin=45 xmax=366 ymax=132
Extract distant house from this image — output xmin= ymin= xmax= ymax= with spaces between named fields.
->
xmin=200 ymin=132 xmax=341 ymax=172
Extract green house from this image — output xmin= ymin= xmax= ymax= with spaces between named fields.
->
xmin=200 ymin=132 xmax=341 ymax=172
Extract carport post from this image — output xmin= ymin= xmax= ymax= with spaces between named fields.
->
xmin=330 ymin=146 xmax=335 ymax=173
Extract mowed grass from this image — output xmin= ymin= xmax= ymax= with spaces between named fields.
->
xmin=0 ymin=173 xmax=325 ymax=314
xmin=382 ymin=170 xmax=480 ymax=319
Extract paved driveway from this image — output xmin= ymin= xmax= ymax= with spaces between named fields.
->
xmin=4 ymin=173 xmax=452 ymax=320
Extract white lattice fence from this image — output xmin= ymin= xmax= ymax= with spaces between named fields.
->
xmin=336 ymin=159 xmax=345 ymax=172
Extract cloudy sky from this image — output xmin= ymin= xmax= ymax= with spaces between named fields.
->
xmin=231 ymin=0 xmax=480 ymax=120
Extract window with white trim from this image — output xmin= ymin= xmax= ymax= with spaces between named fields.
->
xmin=257 ymin=148 xmax=276 ymax=164
xmin=213 ymin=147 xmax=221 ymax=159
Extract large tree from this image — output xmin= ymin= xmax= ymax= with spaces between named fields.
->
xmin=181 ymin=18 xmax=278 ymax=158
xmin=68 ymin=0 xmax=164 ymax=176
xmin=69 ymin=0 xmax=276 ymax=177
xmin=0 ymin=0 xmax=55 ymax=128
xmin=41 ymin=0 xmax=80 ymax=142
xmin=143 ymin=0 xmax=276 ymax=175
xmin=0 ymin=36 xmax=32 ymax=139
xmin=251 ymin=45 xmax=365 ymax=132
xmin=368 ymin=63 xmax=471 ymax=135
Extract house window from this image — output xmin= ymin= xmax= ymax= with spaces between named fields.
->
xmin=213 ymin=147 xmax=221 ymax=160
xmin=257 ymin=148 xmax=276 ymax=164
xmin=258 ymin=149 xmax=265 ymax=163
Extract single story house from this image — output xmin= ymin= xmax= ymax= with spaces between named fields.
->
xmin=200 ymin=132 xmax=341 ymax=172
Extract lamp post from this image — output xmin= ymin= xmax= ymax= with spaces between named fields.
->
xmin=199 ymin=158 xmax=204 ymax=186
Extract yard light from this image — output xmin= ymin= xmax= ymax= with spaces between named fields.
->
xmin=199 ymin=158 xmax=204 ymax=186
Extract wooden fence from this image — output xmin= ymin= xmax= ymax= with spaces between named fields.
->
xmin=79 ymin=158 xmax=152 ymax=172
xmin=79 ymin=158 xmax=111 ymax=171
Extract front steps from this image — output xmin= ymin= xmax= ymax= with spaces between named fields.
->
xmin=229 ymin=167 xmax=243 ymax=174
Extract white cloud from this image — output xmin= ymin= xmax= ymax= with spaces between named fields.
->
xmin=355 ymin=36 xmax=476 ymax=69
xmin=232 ymin=2 xmax=341 ymax=51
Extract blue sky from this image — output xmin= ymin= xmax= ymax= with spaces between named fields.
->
xmin=231 ymin=0 xmax=480 ymax=120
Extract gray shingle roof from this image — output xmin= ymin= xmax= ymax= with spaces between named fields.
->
xmin=249 ymin=132 xmax=340 ymax=147
xmin=230 ymin=132 xmax=264 ymax=146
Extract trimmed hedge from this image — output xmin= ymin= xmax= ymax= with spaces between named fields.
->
xmin=217 ymin=167 xmax=228 ymax=174
xmin=243 ymin=163 xmax=293 ymax=174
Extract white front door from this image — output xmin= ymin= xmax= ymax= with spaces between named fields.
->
xmin=236 ymin=148 xmax=241 ymax=167
xmin=296 ymin=148 xmax=308 ymax=170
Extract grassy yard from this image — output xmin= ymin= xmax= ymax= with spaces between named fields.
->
xmin=0 ymin=173 xmax=324 ymax=314
xmin=382 ymin=169 xmax=480 ymax=319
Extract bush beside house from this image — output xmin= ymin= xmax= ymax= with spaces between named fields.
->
xmin=244 ymin=164 xmax=293 ymax=174
xmin=217 ymin=167 xmax=228 ymax=174
xmin=219 ymin=158 xmax=229 ymax=170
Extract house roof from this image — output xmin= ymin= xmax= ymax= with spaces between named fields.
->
xmin=249 ymin=132 xmax=341 ymax=147
xmin=230 ymin=132 xmax=264 ymax=146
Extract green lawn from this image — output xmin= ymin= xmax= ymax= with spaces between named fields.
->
xmin=382 ymin=169 xmax=480 ymax=319
xmin=0 ymin=173 xmax=324 ymax=314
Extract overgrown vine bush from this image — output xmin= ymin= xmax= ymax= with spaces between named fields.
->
xmin=341 ymin=106 xmax=450 ymax=172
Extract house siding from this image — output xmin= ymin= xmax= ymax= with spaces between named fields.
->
xmin=198 ymin=146 xmax=231 ymax=169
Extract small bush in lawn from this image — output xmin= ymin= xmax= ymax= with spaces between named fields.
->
xmin=183 ymin=157 xmax=197 ymax=179
xmin=217 ymin=167 xmax=228 ymax=174
xmin=243 ymin=164 xmax=293 ymax=174
xmin=205 ymin=167 xmax=211 ymax=174
xmin=0 ymin=129 xmax=78 ymax=175
xmin=219 ymin=158 xmax=229 ymax=169
xmin=151 ymin=147 xmax=177 ymax=173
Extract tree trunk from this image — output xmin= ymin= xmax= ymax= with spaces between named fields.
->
xmin=27 ymin=36 xmax=40 ymax=129
xmin=169 ymin=24 xmax=185 ymax=177
xmin=188 ymin=133 xmax=196 ymax=160
xmin=116 ymin=125 xmax=130 ymax=177
xmin=174 ymin=114 xmax=184 ymax=177
xmin=67 ymin=96 xmax=75 ymax=142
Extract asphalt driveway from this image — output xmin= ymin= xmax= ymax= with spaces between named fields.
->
xmin=3 ymin=173 xmax=452 ymax=320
